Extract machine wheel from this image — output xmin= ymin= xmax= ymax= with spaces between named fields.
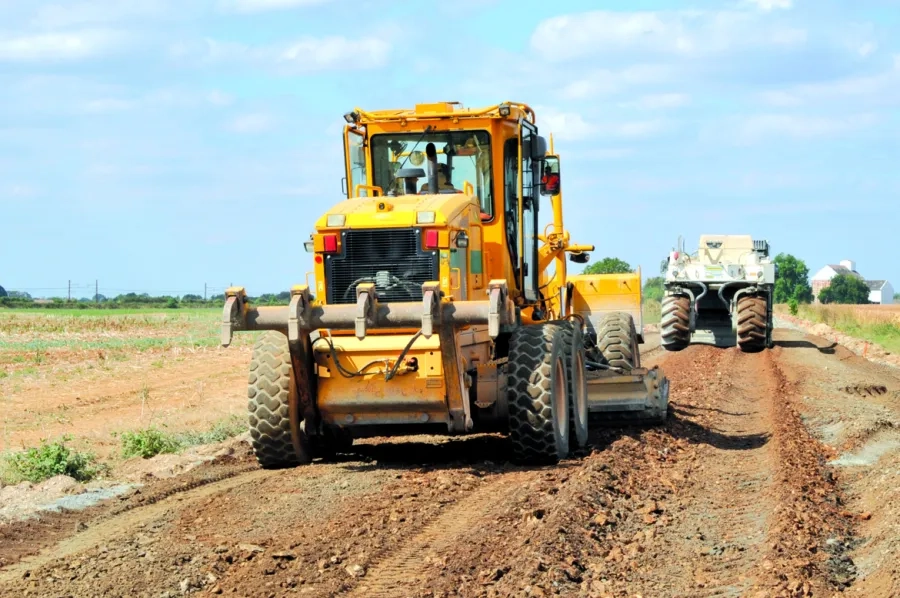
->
xmin=660 ymin=295 xmax=691 ymax=351
xmin=247 ymin=331 xmax=311 ymax=468
xmin=597 ymin=312 xmax=640 ymax=370
xmin=507 ymin=324 xmax=571 ymax=465
xmin=737 ymin=295 xmax=768 ymax=353
xmin=555 ymin=320 xmax=589 ymax=450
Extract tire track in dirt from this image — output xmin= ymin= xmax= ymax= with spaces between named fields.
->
xmin=347 ymin=474 xmax=524 ymax=597
xmin=629 ymin=346 xmax=776 ymax=597
xmin=0 ymin=458 xmax=268 ymax=583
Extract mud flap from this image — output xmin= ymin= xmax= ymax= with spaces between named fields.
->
xmin=586 ymin=366 xmax=669 ymax=425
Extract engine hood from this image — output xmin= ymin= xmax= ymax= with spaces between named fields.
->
xmin=314 ymin=193 xmax=479 ymax=229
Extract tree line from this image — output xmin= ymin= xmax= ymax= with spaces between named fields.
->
xmin=0 ymin=290 xmax=293 ymax=309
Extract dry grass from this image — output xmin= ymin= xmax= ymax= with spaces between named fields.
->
xmin=0 ymin=309 xmax=257 ymax=381
xmin=643 ymin=299 xmax=661 ymax=325
xmin=775 ymin=303 xmax=900 ymax=353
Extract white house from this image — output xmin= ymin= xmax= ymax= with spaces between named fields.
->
xmin=811 ymin=260 xmax=861 ymax=300
xmin=811 ymin=259 xmax=894 ymax=304
xmin=866 ymin=280 xmax=894 ymax=305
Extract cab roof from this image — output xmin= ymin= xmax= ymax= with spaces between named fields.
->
xmin=344 ymin=101 xmax=536 ymax=125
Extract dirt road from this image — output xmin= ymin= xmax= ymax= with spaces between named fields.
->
xmin=1 ymin=327 xmax=898 ymax=597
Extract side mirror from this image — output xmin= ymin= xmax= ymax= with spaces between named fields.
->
xmin=532 ymin=136 xmax=548 ymax=160
xmin=569 ymin=252 xmax=589 ymax=264
xmin=540 ymin=155 xmax=561 ymax=196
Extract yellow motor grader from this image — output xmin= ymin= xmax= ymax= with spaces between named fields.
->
xmin=221 ymin=101 xmax=669 ymax=467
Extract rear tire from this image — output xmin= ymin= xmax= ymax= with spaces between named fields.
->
xmin=737 ymin=295 xmax=768 ymax=353
xmin=660 ymin=295 xmax=690 ymax=351
xmin=247 ymin=331 xmax=311 ymax=468
xmin=507 ymin=324 xmax=570 ymax=465
xmin=597 ymin=312 xmax=640 ymax=370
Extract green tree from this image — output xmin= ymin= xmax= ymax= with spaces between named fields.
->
xmin=584 ymin=257 xmax=632 ymax=275
xmin=818 ymin=274 xmax=870 ymax=304
xmin=772 ymin=253 xmax=813 ymax=303
xmin=643 ymin=276 xmax=664 ymax=302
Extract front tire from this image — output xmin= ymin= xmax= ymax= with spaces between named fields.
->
xmin=247 ymin=331 xmax=311 ymax=468
xmin=507 ymin=324 xmax=570 ymax=465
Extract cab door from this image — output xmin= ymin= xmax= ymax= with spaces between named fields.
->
xmin=518 ymin=119 xmax=540 ymax=302
xmin=343 ymin=126 xmax=367 ymax=198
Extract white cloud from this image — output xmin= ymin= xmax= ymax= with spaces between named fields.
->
xmin=757 ymin=56 xmax=900 ymax=107
xmin=613 ymin=120 xmax=667 ymax=138
xmin=227 ymin=113 xmax=274 ymax=133
xmin=622 ymin=93 xmax=691 ymax=109
xmin=758 ymin=90 xmax=803 ymax=107
xmin=218 ymin=0 xmax=331 ymax=13
xmin=32 ymin=1 xmax=178 ymax=27
xmin=857 ymin=42 xmax=877 ymax=57
xmin=534 ymin=106 xmax=668 ymax=141
xmin=0 ymin=184 xmax=40 ymax=199
xmin=83 ymin=98 xmax=135 ymax=113
xmin=207 ymin=90 xmax=234 ymax=106
xmin=0 ymin=31 xmax=124 ymax=62
xmin=78 ymin=89 xmax=236 ymax=114
xmin=746 ymin=0 xmax=793 ymax=11
xmin=558 ymin=65 xmax=673 ymax=100
xmin=278 ymin=36 xmax=389 ymax=71
xmin=171 ymin=35 xmax=390 ymax=72
xmin=734 ymin=113 xmax=879 ymax=143
xmin=535 ymin=107 xmax=596 ymax=141
xmin=530 ymin=10 xmax=807 ymax=63
xmin=591 ymin=148 xmax=636 ymax=160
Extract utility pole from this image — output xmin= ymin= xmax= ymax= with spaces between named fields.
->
xmin=95 ymin=280 xmax=98 ymax=304
xmin=68 ymin=280 xmax=71 ymax=302
xmin=204 ymin=283 xmax=207 ymax=302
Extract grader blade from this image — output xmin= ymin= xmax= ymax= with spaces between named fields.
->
xmin=586 ymin=366 xmax=669 ymax=426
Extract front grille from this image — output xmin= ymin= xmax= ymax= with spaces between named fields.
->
xmin=325 ymin=228 xmax=439 ymax=304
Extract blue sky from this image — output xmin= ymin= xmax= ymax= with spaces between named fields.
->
xmin=2 ymin=0 xmax=899 ymax=299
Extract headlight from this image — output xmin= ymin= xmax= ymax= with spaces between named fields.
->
xmin=326 ymin=214 xmax=346 ymax=227
xmin=303 ymin=240 xmax=314 ymax=253
xmin=416 ymin=211 xmax=436 ymax=224
xmin=456 ymin=231 xmax=469 ymax=248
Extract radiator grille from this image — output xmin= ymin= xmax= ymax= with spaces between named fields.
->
xmin=325 ymin=229 xmax=439 ymax=304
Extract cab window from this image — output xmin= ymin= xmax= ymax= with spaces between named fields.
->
xmin=370 ymin=131 xmax=493 ymax=218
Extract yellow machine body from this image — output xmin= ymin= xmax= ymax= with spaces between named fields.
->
xmin=221 ymin=101 xmax=666 ymax=440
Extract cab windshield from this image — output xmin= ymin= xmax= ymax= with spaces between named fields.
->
xmin=371 ymin=130 xmax=493 ymax=217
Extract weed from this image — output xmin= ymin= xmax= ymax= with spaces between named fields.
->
xmin=178 ymin=415 xmax=245 ymax=447
xmin=119 ymin=415 xmax=245 ymax=459
xmin=1 ymin=436 xmax=107 ymax=484
xmin=119 ymin=427 xmax=182 ymax=459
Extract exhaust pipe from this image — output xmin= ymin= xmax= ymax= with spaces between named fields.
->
xmin=425 ymin=142 xmax=439 ymax=194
